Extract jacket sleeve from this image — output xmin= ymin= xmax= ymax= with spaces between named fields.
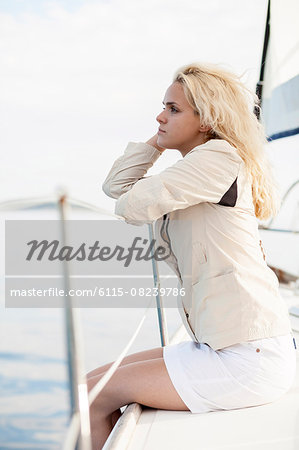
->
xmin=102 ymin=142 xmax=162 ymax=199
xmin=102 ymin=140 xmax=242 ymax=225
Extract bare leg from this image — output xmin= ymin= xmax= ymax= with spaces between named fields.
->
xmin=87 ymin=355 xmax=189 ymax=449
xmin=87 ymin=347 xmax=163 ymax=379
xmin=87 ymin=347 xmax=164 ymax=442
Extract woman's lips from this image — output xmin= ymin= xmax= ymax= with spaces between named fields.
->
xmin=158 ymin=129 xmax=166 ymax=134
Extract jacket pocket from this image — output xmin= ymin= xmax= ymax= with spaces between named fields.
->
xmin=193 ymin=269 xmax=237 ymax=309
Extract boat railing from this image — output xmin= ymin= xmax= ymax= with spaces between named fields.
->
xmin=258 ymin=177 xmax=299 ymax=289
xmin=0 ymin=192 xmax=168 ymax=450
xmin=1 ymin=181 xmax=299 ymax=449
xmin=260 ymin=178 xmax=299 ymax=232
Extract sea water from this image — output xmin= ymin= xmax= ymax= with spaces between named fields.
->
xmin=0 ymin=301 xmax=181 ymax=449
xmin=0 ymin=208 xmax=182 ymax=449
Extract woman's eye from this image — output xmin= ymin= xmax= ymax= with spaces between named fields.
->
xmin=161 ymin=106 xmax=178 ymax=113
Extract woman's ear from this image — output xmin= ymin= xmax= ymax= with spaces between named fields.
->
xmin=199 ymin=124 xmax=212 ymax=133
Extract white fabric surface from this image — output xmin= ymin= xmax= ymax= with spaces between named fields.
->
xmin=163 ymin=333 xmax=296 ymax=414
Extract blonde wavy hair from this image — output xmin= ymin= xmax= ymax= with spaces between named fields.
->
xmin=173 ymin=62 xmax=279 ymax=220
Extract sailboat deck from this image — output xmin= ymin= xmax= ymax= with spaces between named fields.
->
xmin=127 ymin=341 xmax=299 ymax=449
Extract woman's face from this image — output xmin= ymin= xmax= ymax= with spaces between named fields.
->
xmin=156 ymin=82 xmax=210 ymax=156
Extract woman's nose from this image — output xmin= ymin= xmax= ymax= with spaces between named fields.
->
xmin=156 ymin=110 xmax=167 ymax=123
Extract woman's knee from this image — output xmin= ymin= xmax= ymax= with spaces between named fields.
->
xmin=87 ymin=347 xmax=163 ymax=379
xmin=90 ymin=357 xmax=189 ymax=414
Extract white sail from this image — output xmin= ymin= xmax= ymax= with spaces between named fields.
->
xmin=262 ymin=0 xmax=299 ymax=140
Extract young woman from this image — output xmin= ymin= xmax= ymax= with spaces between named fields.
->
xmin=88 ymin=62 xmax=296 ymax=449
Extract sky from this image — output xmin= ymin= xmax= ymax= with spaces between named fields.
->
xmin=1 ymin=0 xmax=270 ymax=209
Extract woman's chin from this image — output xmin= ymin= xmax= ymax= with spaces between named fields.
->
xmin=157 ymin=135 xmax=168 ymax=147
xmin=157 ymin=136 xmax=178 ymax=150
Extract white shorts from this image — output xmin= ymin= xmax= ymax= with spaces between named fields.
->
xmin=163 ymin=333 xmax=296 ymax=414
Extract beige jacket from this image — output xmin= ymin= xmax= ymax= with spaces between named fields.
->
xmin=102 ymin=139 xmax=291 ymax=350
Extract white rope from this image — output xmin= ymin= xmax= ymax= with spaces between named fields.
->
xmin=62 ymin=413 xmax=80 ymax=450
xmin=67 ymin=196 xmax=123 ymax=220
xmin=62 ymin=298 xmax=154 ymax=449
xmin=0 ymin=195 xmax=56 ymax=210
xmin=0 ymin=194 xmax=123 ymax=219
xmin=88 ymin=299 xmax=154 ymax=406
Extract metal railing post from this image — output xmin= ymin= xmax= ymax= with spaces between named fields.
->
xmin=148 ymin=223 xmax=168 ymax=347
xmin=58 ymin=194 xmax=92 ymax=450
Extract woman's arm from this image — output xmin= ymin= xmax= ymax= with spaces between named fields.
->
xmin=114 ymin=140 xmax=242 ymax=225
xmin=102 ymin=134 xmax=164 ymax=200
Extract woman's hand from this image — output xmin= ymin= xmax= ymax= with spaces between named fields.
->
xmin=146 ymin=134 xmax=166 ymax=153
